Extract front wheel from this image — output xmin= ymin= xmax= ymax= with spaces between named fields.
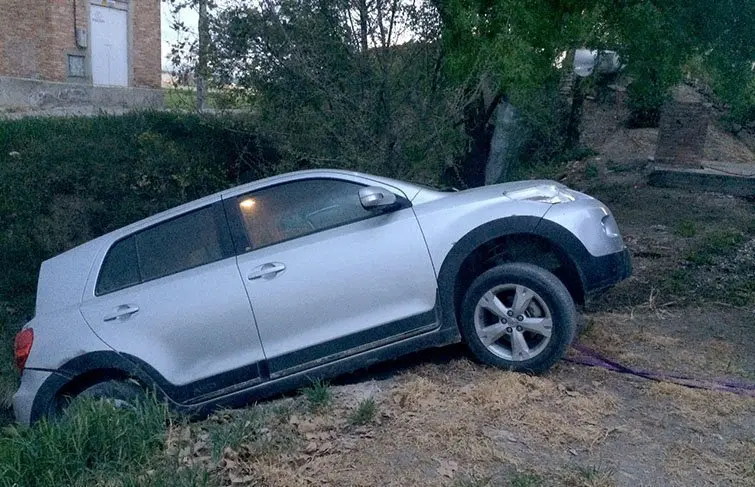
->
xmin=460 ymin=263 xmax=577 ymax=373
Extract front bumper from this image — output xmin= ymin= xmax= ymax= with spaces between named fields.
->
xmin=582 ymin=247 xmax=632 ymax=298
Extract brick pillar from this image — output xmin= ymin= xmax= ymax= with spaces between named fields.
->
xmin=131 ymin=0 xmax=161 ymax=88
xmin=655 ymin=87 xmax=710 ymax=166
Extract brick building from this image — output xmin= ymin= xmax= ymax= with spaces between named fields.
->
xmin=0 ymin=0 xmax=160 ymax=88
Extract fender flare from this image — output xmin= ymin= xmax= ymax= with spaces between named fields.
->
xmin=436 ymin=216 xmax=590 ymax=333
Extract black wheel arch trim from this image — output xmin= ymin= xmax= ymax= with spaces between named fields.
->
xmin=436 ymin=215 xmax=631 ymax=332
xmin=28 ymin=310 xmax=440 ymax=422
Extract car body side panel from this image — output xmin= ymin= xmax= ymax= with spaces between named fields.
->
xmin=35 ymin=244 xmax=102 ymax=317
xmin=21 ymin=307 xmax=114 ymax=371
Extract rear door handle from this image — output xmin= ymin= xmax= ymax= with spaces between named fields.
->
xmin=103 ymin=304 xmax=140 ymax=322
xmin=248 ymin=262 xmax=286 ymax=280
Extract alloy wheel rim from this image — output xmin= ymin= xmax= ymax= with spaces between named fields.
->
xmin=473 ymin=284 xmax=553 ymax=361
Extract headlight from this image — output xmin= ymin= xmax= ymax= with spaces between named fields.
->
xmin=504 ymin=185 xmax=576 ymax=204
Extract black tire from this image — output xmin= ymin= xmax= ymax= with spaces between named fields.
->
xmin=77 ymin=379 xmax=145 ymax=409
xmin=460 ymin=263 xmax=577 ymax=373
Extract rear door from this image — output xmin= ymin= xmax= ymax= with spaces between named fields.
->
xmin=226 ymin=177 xmax=438 ymax=378
xmin=80 ymin=202 xmax=266 ymax=404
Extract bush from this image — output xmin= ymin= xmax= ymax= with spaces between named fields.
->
xmin=0 ymin=112 xmax=281 ymax=321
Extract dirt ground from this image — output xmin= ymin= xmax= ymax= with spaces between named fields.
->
xmin=165 ymin=102 xmax=755 ymax=487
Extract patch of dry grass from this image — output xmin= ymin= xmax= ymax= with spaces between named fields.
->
xmin=664 ymin=440 xmax=755 ymax=487
xmin=644 ymin=382 xmax=754 ymax=427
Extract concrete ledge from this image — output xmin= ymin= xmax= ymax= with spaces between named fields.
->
xmin=0 ymin=76 xmax=164 ymax=114
xmin=648 ymin=164 xmax=755 ymax=199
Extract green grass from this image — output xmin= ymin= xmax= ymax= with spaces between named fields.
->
xmin=163 ymin=88 xmax=248 ymax=111
xmin=684 ymin=230 xmax=746 ymax=265
xmin=0 ymin=307 xmax=20 ymax=420
xmin=510 ymin=472 xmax=543 ymax=487
xmin=300 ymin=379 xmax=333 ymax=411
xmin=207 ymin=408 xmax=262 ymax=460
xmin=673 ymin=220 xmax=698 ymax=237
xmin=452 ymin=474 xmax=491 ymax=487
xmin=0 ymin=396 xmax=170 ymax=487
xmin=348 ymin=398 xmax=377 ymax=425
xmin=584 ymin=162 xmax=599 ymax=179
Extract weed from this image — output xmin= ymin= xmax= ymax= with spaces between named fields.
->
xmin=605 ymin=159 xmax=633 ymax=173
xmin=452 ymin=473 xmax=491 ymax=487
xmin=571 ymin=464 xmax=614 ymax=487
xmin=585 ymin=162 xmax=599 ymax=179
xmin=0 ymin=308 xmax=19 ymax=413
xmin=685 ymin=230 xmax=745 ymax=265
xmin=207 ymin=408 xmax=262 ymax=460
xmin=510 ymin=472 xmax=543 ymax=487
xmin=673 ymin=220 xmax=697 ymax=237
xmin=300 ymin=379 xmax=333 ymax=411
xmin=349 ymin=398 xmax=377 ymax=425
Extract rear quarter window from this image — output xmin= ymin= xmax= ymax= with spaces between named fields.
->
xmin=96 ymin=236 xmax=139 ymax=295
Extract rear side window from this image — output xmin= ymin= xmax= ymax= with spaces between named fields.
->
xmin=136 ymin=208 xmax=225 ymax=282
xmin=96 ymin=205 xmax=231 ymax=295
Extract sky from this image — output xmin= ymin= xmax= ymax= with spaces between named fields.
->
xmin=161 ymin=3 xmax=199 ymax=71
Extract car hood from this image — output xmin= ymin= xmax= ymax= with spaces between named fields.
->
xmin=412 ymin=180 xmax=573 ymax=205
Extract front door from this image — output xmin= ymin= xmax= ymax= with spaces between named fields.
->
xmin=90 ymin=5 xmax=128 ymax=86
xmin=227 ymin=177 xmax=438 ymax=378
xmin=80 ymin=203 xmax=267 ymax=404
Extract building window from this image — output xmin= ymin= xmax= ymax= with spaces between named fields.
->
xmin=67 ymin=55 xmax=86 ymax=77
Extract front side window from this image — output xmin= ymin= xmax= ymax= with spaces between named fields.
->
xmin=236 ymin=179 xmax=376 ymax=250
xmin=96 ymin=205 xmax=230 ymax=295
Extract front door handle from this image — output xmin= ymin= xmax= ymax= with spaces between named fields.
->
xmin=103 ymin=304 xmax=140 ymax=322
xmin=248 ymin=262 xmax=286 ymax=280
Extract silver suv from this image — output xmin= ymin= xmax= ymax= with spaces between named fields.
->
xmin=13 ymin=170 xmax=630 ymax=424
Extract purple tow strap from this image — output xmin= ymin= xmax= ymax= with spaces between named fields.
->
xmin=567 ymin=343 xmax=755 ymax=397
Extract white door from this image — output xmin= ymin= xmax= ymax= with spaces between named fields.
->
xmin=90 ymin=5 xmax=128 ymax=86
xmin=227 ymin=178 xmax=439 ymax=378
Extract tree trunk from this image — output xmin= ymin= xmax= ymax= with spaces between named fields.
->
xmin=196 ymin=0 xmax=210 ymax=111
xmin=358 ymin=0 xmax=369 ymax=52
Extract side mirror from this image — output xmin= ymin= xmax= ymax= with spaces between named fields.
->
xmin=359 ymin=186 xmax=398 ymax=210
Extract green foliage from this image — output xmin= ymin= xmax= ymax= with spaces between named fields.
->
xmin=509 ymin=472 xmax=543 ymax=487
xmin=301 ymin=379 xmax=333 ymax=412
xmin=0 ymin=307 xmax=17 ymax=411
xmin=0 ymin=397 xmax=169 ymax=487
xmin=584 ymin=162 xmax=599 ymax=179
xmin=348 ymin=398 xmax=377 ymax=425
xmin=207 ymin=0 xmax=463 ymax=184
xmin=0 ymin=112 xmax=279 ymax=320
xmin=673 ymin=220 xmax=697 ymax=238
xmin=207 ymin=409 xmax=263 ymax=460
xmin=684 ymin=230 xmax=746 ymax=266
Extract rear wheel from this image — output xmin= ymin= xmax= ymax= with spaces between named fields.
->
xmin=460 ymin=263 xmax=576 ymax=373
xmin=79 ymin=379 xmax=144 ymax=407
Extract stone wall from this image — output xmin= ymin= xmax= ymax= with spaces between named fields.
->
xmin=0 ymin=76 xmax=164 ymax=116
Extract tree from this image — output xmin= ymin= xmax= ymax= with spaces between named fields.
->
xmin=207 ymin=0 xmax=461 ymax=182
